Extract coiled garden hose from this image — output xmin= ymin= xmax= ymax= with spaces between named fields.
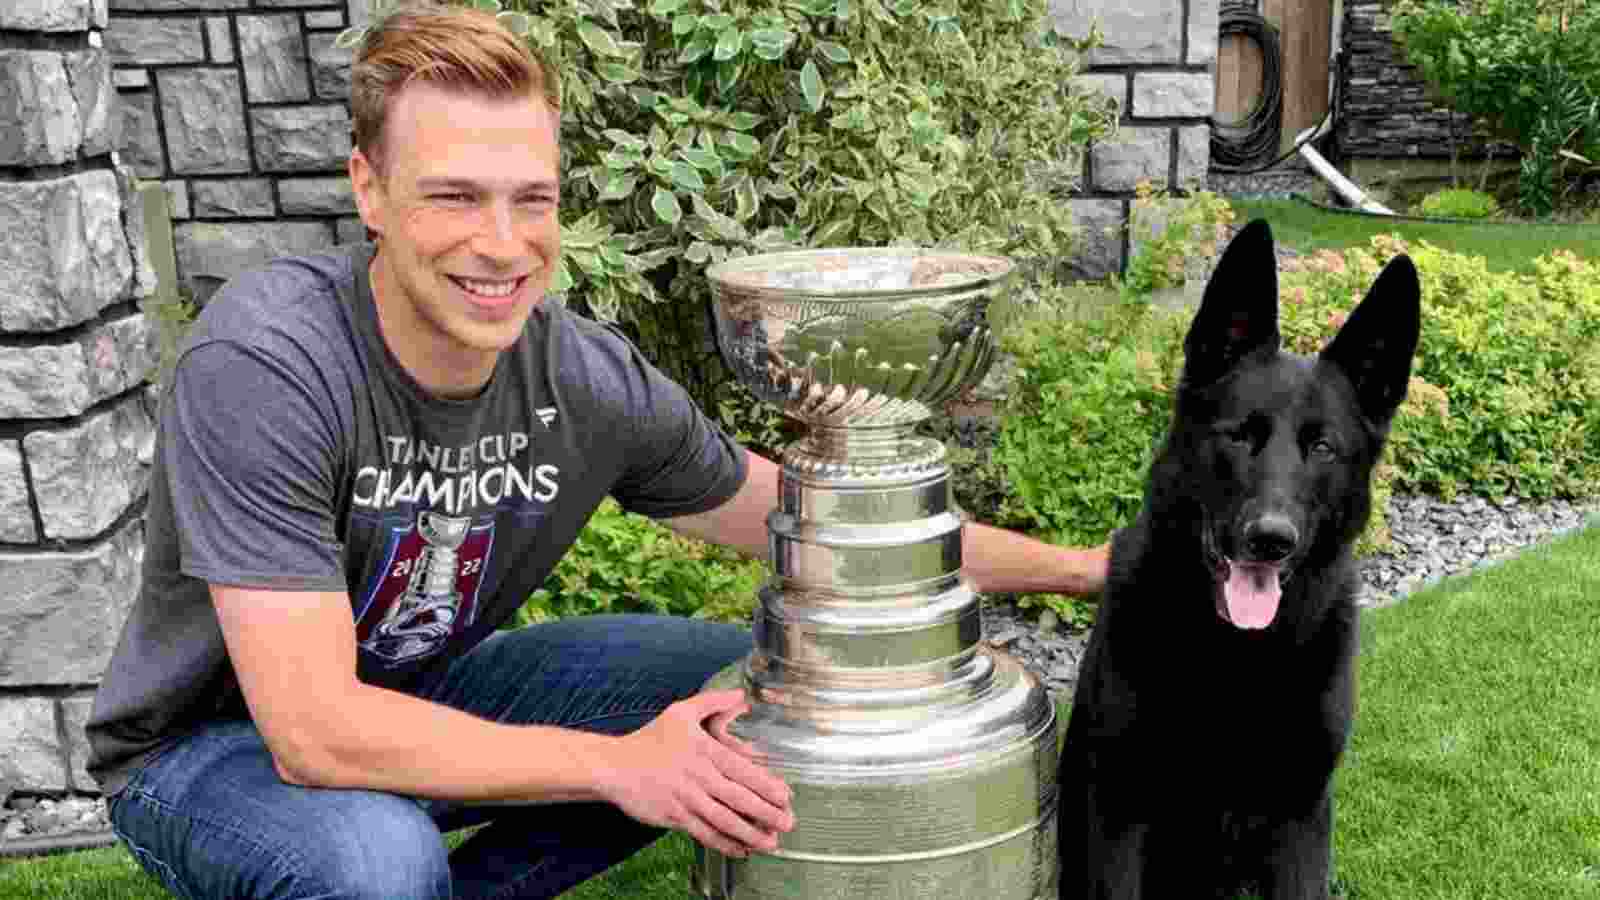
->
xmin=1210 ymin=1 xmax=1286 ymax=171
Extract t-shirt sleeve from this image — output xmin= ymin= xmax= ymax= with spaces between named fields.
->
xmin=163 ymin=340 xmax=347 ymax=591
xmin=597 ymin=326 xmax=750 ymax=519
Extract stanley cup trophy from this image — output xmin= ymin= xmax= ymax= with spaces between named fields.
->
xmin=695 ymin=248 xmax=1059 ymax=899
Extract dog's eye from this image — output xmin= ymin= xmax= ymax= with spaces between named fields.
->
xmin=1216 ymin=422 xmax=1249 ymax=443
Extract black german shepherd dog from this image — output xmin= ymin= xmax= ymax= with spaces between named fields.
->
xmin=1056 ymin=219 xmax=1421 ymax=899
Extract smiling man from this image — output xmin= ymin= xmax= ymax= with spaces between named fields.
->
xmin=84 ymin=4 xmax=1109 ymax=899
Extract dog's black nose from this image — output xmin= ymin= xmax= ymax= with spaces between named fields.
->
xmin=1244 ymin=516 xmax=1299 ymax=561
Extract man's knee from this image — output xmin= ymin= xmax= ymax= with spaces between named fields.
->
xmin=114 ymin=784 xmax=450 ymax=900
xmin=283 ymin=792 xmax=451 ymax=900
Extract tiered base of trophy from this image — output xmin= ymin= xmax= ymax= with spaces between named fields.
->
xmin=691 ymin=426 xmax=1058 ymax=900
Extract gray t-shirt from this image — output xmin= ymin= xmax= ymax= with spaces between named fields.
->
xmin=85 ymin=243 xmax=748 ymax=795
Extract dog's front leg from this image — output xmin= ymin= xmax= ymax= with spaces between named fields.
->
xmin=1091 ymin=818 xmax=1149 ymax=900
xmin=1063 ymin=777 xmax=1148 ymax=900
xmin=1259 ymin=791 xmax=1333 ymax=900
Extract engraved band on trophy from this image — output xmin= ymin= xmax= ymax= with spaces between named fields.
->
xmin=695 ymin=248 xmax=1058 ymax=899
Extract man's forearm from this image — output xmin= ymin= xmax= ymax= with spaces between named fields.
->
xmin=279 ymin=679 xmax=618 ymax=805
xmin=961 ymin=521 xmax=1108 ymax=597
xmin=670 ymin=450 xmax=1109 ymax=597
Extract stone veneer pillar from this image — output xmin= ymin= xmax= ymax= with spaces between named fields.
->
xmin=109 ymin=0 xmax=372 ymax=305
xmin=1336 ymin=0 xmax=1512 ymax=162
xmin=0 ymin=0 xmax=159 ymax=796
xmin=1050 ymin=0 xmax=1219 ymax=278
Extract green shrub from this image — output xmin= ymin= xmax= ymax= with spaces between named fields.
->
xmin=1119 ymin=179 xmax=1238 ymax=299
xmin=990 ymin=294 xmax=1189 ymax=549
xmin=345 ymin=0 xmax=1118 ymax=417
xmin=506 ymin=497 xmax=769 ymax=627
xmin=1416 ymin=187 xmax=1502 ymax=220
xmin=1278 ymin=235 xmax=1600 ymax=501
xmin=1390 ymin=0 xmax=1600 ymax=216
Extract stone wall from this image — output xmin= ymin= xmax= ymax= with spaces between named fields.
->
xmin=110 ymin=0 xmax=371 ymax=304
xmin=109 ymin=0 xmax=1192 ymax=293
xmin=1336 ymin=0 xmax=1513 ymax=161
xmin=0 ymin=2 xmax=158 ymax=796
xmin=1051 ymin=0 xmax=1219 ymax=278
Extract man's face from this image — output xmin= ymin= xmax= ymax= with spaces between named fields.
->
xmin=351 ymin=81 xmax=561 ymax=388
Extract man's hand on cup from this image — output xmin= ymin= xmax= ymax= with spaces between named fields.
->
xmin=601 ymin=689 xmax=794 ymax=858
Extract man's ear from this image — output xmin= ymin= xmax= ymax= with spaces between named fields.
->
xmin=348 ymin=148 xmax=384 ymax=238
xmin=1319 ymin=254 xmax=1422 ymax=428
xmin=1181 ymin=218 xmax=1281 ymax=388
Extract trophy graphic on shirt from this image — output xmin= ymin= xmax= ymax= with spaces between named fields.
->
xmin=368 ymin=511 xmax=472 ymax=664
xmin=697 ymin=249 xmax=1058 ymax=899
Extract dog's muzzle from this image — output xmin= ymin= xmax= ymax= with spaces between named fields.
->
xmin=1213 ymin=514 xmax=1299 ymax=630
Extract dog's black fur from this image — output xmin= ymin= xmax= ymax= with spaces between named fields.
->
xmin=1056 ymin=220 xmax=1422 ymax=900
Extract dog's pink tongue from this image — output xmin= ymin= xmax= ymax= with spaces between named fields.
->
xmin=1225 ymin=562 xmax=1281 ymax=629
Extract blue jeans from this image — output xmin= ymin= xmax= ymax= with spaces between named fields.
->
xmin=109 ymin=614 xmax=753 ymax=900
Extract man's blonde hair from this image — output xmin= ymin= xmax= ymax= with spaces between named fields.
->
xmin=350 ymin=2 xmax=561 ymax=174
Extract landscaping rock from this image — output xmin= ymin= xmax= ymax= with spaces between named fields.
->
xmin=0 ymin=793 xmax=112 ymax=844
xmin=985 ymin=491 xmax=1600 ymax=701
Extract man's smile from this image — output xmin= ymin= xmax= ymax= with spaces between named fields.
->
xmin=449 ymin=274 xmax=531 ymax=308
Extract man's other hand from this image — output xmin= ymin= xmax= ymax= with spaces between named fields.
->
xmin=600 ymin=688 xmax=794 ymax=858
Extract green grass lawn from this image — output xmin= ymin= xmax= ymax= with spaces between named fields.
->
xmin=6 ymin=519 xmax=1599 ymax=898
xmin=1227 ymin=198 xmax=1600 ymax=274
xmin=1330 ymin=522 xmax=1600 ymax=899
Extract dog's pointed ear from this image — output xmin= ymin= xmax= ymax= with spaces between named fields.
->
xmin=1181 ymin=219 xmax=1281 ymax=387
xmin=1319 ymin=254 xmax=1422 ymax=428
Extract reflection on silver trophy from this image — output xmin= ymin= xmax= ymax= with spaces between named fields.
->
xmin=696 ymin=248 xmax=1058 ymax=899
xmin=369 ymin=511 xmax=472 ymax=664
